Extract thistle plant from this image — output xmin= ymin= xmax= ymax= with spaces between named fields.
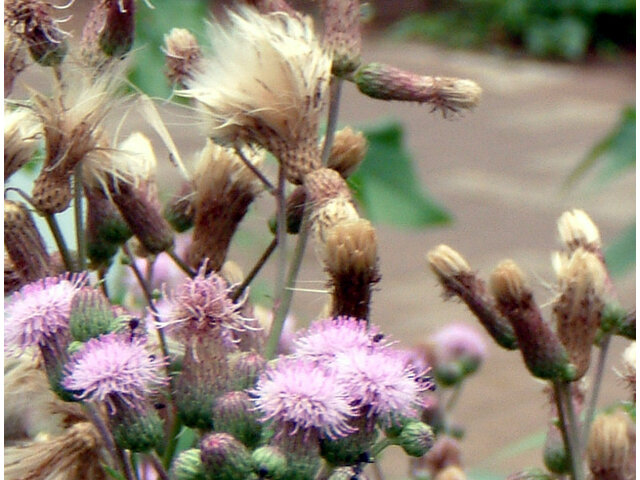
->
xmin=5 ymin=1 xmax=632 ymax=480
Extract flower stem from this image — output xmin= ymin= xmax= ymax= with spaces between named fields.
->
xmin=162 ymin=416 xmax=183 ymax=470
xmin=582 ymin=334 xmax=611 ymax=445
xmin=554 ymin=381 xmax=584 ymax=480
xmin=321 ymin=77 xmax=344 ymax=167
xmin=274 ymin=163 xmax=288 ymax=301
xmin=314 ymin=462 xmax=334 ymax=480
xmin=445 ymin=381 xmax=465 ymax=413
xmin=370 ymin=437 xmax=393 ymax=458
xmin=74 ymin=163 xmax=87 ymax=272
xmin=44 ymin=211 xmax=75 ymax=271
xmin=264 ymin=209 xmax=311 ymax=359
xmin=166 ymin=248 xmax=196 ymax=278
xmin=147 ymin=452 xmax=170 ymax=480
xmin=231 ymin=236 xmax=277 ymax=302
xmin=235 ymin=144 xmax=275 ymax=194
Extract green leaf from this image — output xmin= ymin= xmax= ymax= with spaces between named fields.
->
xmin=129 ymin=0 xmax=210 ymax=98
xmin=565 ymin=106 xmax=636 ymax=188
xmin=349 ymin=120 xmax=451 ymax=228
xmin=604 ymin=221 xmax=635 ymax=277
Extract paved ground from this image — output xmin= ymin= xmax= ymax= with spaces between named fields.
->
xmin=9 ymin=10 xmax=635 ymax=479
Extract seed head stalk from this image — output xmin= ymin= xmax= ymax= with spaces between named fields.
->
xmin=553 ymin=381 xmax=585 ymax=480
xmin=74 ymin=163 xmax=87 ymax=272
xmin=582 ymin=334 xmax=612 ymax=446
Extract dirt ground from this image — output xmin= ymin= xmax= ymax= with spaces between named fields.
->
xmin=8 ymin=6 xmax=635 ymax=479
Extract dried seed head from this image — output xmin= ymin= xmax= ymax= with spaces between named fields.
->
xmin=81 ymin=0 xmax=136 ymax=64
xmin=322 ymin=0 xmax=362 ymax=76
xmin=4 ymin=422 xmax=107 ymax=480
xmin=587 ymin=412 xmax=633 ymax=480
xmin=557 ymin=209 xmax=601 ymax=253
xmin=4 ymin=106 xmax=42 ymax=181
xmin=326 ymin=126 xmax=367 ymax=178
xmin=323 ymin=218 xmax=380 ymax=320
xmin=5 ymin=0 xmax=69 ymax=67
xmin=4 ymin=199 xmax=52 ymax=282
xmin=188 ymin=141 xmax=264 ymax=271
xmin=5 ymin=253 xmax=25 ymax=296
xmin=490 ymin=260 xmax=575 ymax=380
xmin=30 ymin=64 xmax=125 ymax=214
xmin=180 ymin=7 xmax=331 ymax=184
xmin=354 ymin=62 xmax=482 ymax=117
xmin=163 ymin=28 xmax=202 ymax=86
xmin=5 ymin=28 xmax=29 ymax=97
xmin=553 ymin=248 xmax=606 ymax=379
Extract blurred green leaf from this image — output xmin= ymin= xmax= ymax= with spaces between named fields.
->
xmin=349 ymin=120 xmax=451 ymax=228
xmin=604 ymin=221 xmax=635 ymax=277
xmin=130 ymin=0 xmax=210 ymax=98
xmin=565 ymin=106 xmax=636 ymax=188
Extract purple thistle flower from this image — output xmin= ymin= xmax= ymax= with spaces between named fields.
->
xmin=334 ymin=347 xmax=430 ymax=421
xmin=62 ymin=333 xmax=168 ymax=411
xmin=252 ymin=358 xmax=356 ymax=440
xmin=159 ymin=264 xmax=254 ymax=345
xmin=292 ymin=316 xmax=387 ymax=360
xmin=5 ymin=273 xmax=85 ymax=353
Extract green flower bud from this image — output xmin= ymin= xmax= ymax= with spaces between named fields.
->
xmin=252 ymin=446 xmax=287 ymax=480
xmin=171 ymin=449 xmax=207 ymax=480
xmin=543 ymin=424 xmax=570 ymax=474
xmin=200 ymin=433 xmax=254 ymax=480
xmin=69 ymin=289 xmax=117 ymax=342
xmin=396 ymin=421 xmax=434 ymax=457
xmin=435 ymin=362 xmax=465 ymax=387
xmin=111 ymin=402 xmax=164 ymax=452
xmin=212 ymin=391 xmax=262 ymax=449
xmin=228 ymin=352 xmax=267 ymax=391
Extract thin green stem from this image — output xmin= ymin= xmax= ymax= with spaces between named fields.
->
xmin=554 ymin=381 xmax=584 ymax=480
xmin=314 ymin=462 xmax=334 ymax=480
xmin=370 ymin=437 xmax=393 ymax=458
xmin=162 ymin=416 xmax=183 ymax=470
xmin=166 ymin=248 xmax=196 ymax=278
xmin=84 ymin=403 xmax=133 ymax=480
xmin=321 ymin=77 xmax=344 ymax=167
xmin=122 ymin=244 xmax=171 ymax=375
xmin=235 ymin=144 xmax=275 ymax=194
xmin=231 ymin=236 xmax=278 ymax=302
xmin=274 ymin=163 xmax=288 ymax=303
xmin=120 ymin=447 xmax=137 ymax=480
xmin=74 ymin=163 xmax=87 ymax=271
xmin=582 ymin=334 xmax=611 ymax=445
xmin=445 ymin=381 xmax=465 ymax=413
xmin=44 ymin=211 xmax=75 ymax=271
xmin=264 ymin=209 xmax=311 ymax=359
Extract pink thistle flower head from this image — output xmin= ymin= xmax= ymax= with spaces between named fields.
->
xmin=431 ymin=322 xmax=487 ymax=374
xmin=159 ymin=264 xmax=252 ymax=344
xmin=62 ymin=333 xmax=168 ymax=411
xmin=334 ymin=347 xmax=431 ymax=421
xmin=252 ymin=358 xmax=356 ymax=440
xmin=293 ymin=316 xmax=387 ymax=360
xmin=5 ymin=273 xmax=85 ymax=353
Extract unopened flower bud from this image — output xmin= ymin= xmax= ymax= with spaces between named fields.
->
xmin=397 ymin=421 xmax=435 ymax=457
xmin=322 ymin=0 xmax=362 ymax=75
xmin=111 ymin=397 xmax=164 ymax=452
xmin=434 ymin=466 xmax=467 ymax=480
xmin=228 ymin=351 xmax=266 ymax=391
xmin=200 ymin=433 xmax=254 ymax=480
xmin=6 ymin=0 xmax=68 ymax=66
xmin=490 ymin=260 xmax=575 ymax=380
xmin=171 ymin=448 xmax=207 ymax=480
xmin=109 ymin=133 xmax=175 ymax=254
xmin=69 ymin=288 xmax=117 ymax=342
xmin=427 ymin=245 xmax=517 ymax=350
xmin=269 ymin=185 xmax=307 ymax=235
xmin=432 ymin=323 xmax=487 ymax=377
xmin=587 ymin=412 xmax=633 ymax=480
xmin=212 ymin=391 xmax=262 ymax=449
xmin=553 ymin=248 xmax=606 ymax=379
xmin=354 ymin=63 xmax=481 ymax=116
xmin=84 ymin=183 xmax=132 ymax=268
xmin=543 ymin=423 xmax=569 ymax=474
xmin=164 ymin=181 xmax=196 ymax=232
xmin=164 ymin=28 xmax=202 ymax=86
xmin=326 ymin=126 xmax=367 ymax=178
xmin=557 ymin=209 xmax=601 ymax=253
xmin=5 ymin=107 xmax=41 ymax=181
xmin=304 ymin=168 xmax=360 ymax=244
xmin=252 ymin=446 xmax=288 ymax=480
xmin=82 ymin=0 xmax=136 ymax=63
xmin=4 ymin=200 xmax=52 ymax=282
xmin=188 ymin=142 xmax=263 ymax=272
xmin=323 ymin=218 xmax=380 ymax=320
